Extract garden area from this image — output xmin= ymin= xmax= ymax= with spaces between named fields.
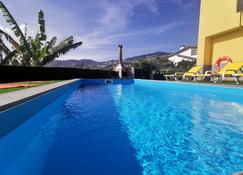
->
xmin=0 ymin=81 xmax=60 ymax=94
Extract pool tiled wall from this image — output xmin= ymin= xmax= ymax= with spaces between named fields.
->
xmin=0 ymin=79 xmax=134 ymax=139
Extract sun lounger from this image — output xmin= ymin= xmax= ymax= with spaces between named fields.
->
xmin=164 ymin=72 xmax=184 ymax=80
xmin=193 ymin=71 xmax=213 ymax=82
xmin=211 ymin=62 xmax=243 ymax=83
xmin=182 ymin=66 xmax=203 ymax=81
xmin=165 ymin=66 xmax=202 ymax=81
xmin=232 ymin=73 xmax=243 ymax=84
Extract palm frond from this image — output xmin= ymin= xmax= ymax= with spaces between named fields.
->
xmin=45 ymin=36 xmax=74 ymax=57
xmin=0 ymin=1 xmax=35 ymax=65
xmin=0 ymin=49 xmax=17 ymax=65
xmin=40 ymin=41 xmax=82 ymax=66
xmin=46 ymin=36 xmax=57 ymax=51
xmin=0 ymin=39 xmax=11 ymax=55
xmin=0 ymin=2 xmax=26 ymax=44
xmin=56 ymin=36 xmax=74 ymax=46
xmin=0 ymin=3 xmax=82 ymax=67
xmin=0 ymin=28 xmax=19 ymax=49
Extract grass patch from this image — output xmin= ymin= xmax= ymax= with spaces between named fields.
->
xmin=0 ymin=87 xmax=27 ymax=94
xmin=0 ymin=80 xmax=62 ymax=94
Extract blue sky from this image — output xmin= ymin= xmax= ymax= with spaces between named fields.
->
xmin=0 ymin=0 xmax=200 ymax=61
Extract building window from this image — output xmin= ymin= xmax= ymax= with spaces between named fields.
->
xmin=191 ymin=48 xmax=197 ymax=56
xmin=237 ymin=0 xmax=243 ymax=12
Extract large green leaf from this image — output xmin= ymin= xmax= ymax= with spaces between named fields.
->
xmin=37 ymin=10 xmax=47 ymax=41
xmin=0 ymin=49 xmax=17 ymax=65
xmin=0 ymin=1 xmax=37 ymax=65
xmin=47 ymin=36 xmax=74 ymax=56
xmin=40 ymin=38 xmax=82 ymax=66
xmin=0 ymin=2 xmax=82 ymax=67
xmin=46 ymin=36 xmax=57 ymax=51
xmin=0 ymin=29 xmax=19 ymax=49
xmin=0 ymin=2 xmax=26 ymax=42
xmin=0 ymin=39 xmax=10 ymax=55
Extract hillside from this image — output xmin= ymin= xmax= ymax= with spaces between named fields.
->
xmin=125 ymin=52 xmax=170 ymax=62
xmin=46 ymin=59 xmax=99 ymax=68
xmin=45 ymin=51 xmax=170 ymax=69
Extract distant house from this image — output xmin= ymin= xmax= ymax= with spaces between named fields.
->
xmin=168 ymin=45 xmax=197 ymax=64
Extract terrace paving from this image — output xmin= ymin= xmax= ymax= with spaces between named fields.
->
xmin=0 ymin=79 xmax=80 ymax=111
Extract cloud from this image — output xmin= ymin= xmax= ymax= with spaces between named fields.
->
xmin=79 ymin=21 xmax=187 ymax=50
xmin=134 ymin=0 xmax=160 ymax=14
xmin=168 ymin=0 xmax=198 ymax=11
xmin=98 ymin=1 xmax=131 ymax=32
xmin=0 ymin=0 xmax=199 ymax=61
xmin=62 ymin=21 xmax=188 ymax=61
xmin=73 ymin=0 xmax=164 ymax=51
xmin=0 ymin=23 xmax=34 ymax=42
xmin=97 ymin=0 xmax=160 ymax=33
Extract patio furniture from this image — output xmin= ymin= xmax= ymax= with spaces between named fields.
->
xmin=165 ymin=66 xmax=202 ymax=81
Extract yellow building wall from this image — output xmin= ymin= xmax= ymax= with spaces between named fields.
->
xmin=197 ymin=0 xmax=243 ymax=70
xmin=211 ymin=30 xmax=243 ymax=63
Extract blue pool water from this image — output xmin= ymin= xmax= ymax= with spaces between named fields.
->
xmin=0 ymin=80 xmax=242 ymax=175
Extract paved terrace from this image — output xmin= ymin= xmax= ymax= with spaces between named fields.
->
xmin=0 ymin=79 xmax=80 ymax=111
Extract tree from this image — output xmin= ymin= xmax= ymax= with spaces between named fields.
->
xmin=0 ymin=1 xmax=82 ymax=66
xmin=175 ymin=60 xmax=196 ymax=73
xmin=132 ymin=56 xmax=196 ymax=79
xmin=133 ymin=60 xmax=153 ymax=78
xmin=132 ymin=57 xmax=175 ymax=79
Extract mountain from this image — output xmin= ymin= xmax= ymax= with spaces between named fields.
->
xmin=45 ymin=59 xmax=118 ymax=70
xmin=46 ymin=59 xmax=99 ymax=68
xmin=45 ymin=51 xmax=170 ymax=69
xmin=125 ymin=52 xmax=170 ymax=62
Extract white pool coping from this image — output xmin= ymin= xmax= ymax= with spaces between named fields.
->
xmin=0 ymin=79 xmax=80 ymax=111
xmin=135 ymin=79 xmax=243 ymax=89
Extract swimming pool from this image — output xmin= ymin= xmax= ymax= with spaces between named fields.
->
xmin=0 ymin=79 xmax=242 ymax=175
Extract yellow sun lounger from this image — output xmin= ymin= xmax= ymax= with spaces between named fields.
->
xmin=193 ymin=71 xmax=213 ymax=82
xmin=165 ymin=66 xmax=202 ymax=81
xmin=232 ymin=73 xmax=243 ymax=84
xmin=211 ymin=62 xmax=243 ymax=83
xmin=164 ymin=72 xmax=184 ymax=80
xmin=193 ymin=62 xmax=243 ymax=83
xmin=183 ymin=66 xmax=203 ymax=80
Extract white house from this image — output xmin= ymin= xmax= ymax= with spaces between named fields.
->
xmin=168 ymin=45 xmax=197 ymax=64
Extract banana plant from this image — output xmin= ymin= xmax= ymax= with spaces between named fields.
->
xmin=0 ymin=28 xmax=19 ymax=49
xmin=40 ymin=36 xmax=82 ymax=66
xmin=0 ymin=1 xmax=82 ymax=66
xmin=27 ymin=34 xmax=82 ymax=66
xmin=0 ymin=1 xmax=37 ymax=66
xmin=0 ymin=28 xmax=20 ymax=64
xmin=37 ymin=10 xmax=47 ymax=41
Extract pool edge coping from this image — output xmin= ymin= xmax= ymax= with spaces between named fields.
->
xmin=0 ymin=79 xmax=81 ymax=112
xmin=135 ymin=79 xmax=243 ymax=90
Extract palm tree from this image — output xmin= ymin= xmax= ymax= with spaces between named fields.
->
xmin=0 ymin=1 xmax=82 ymax=66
